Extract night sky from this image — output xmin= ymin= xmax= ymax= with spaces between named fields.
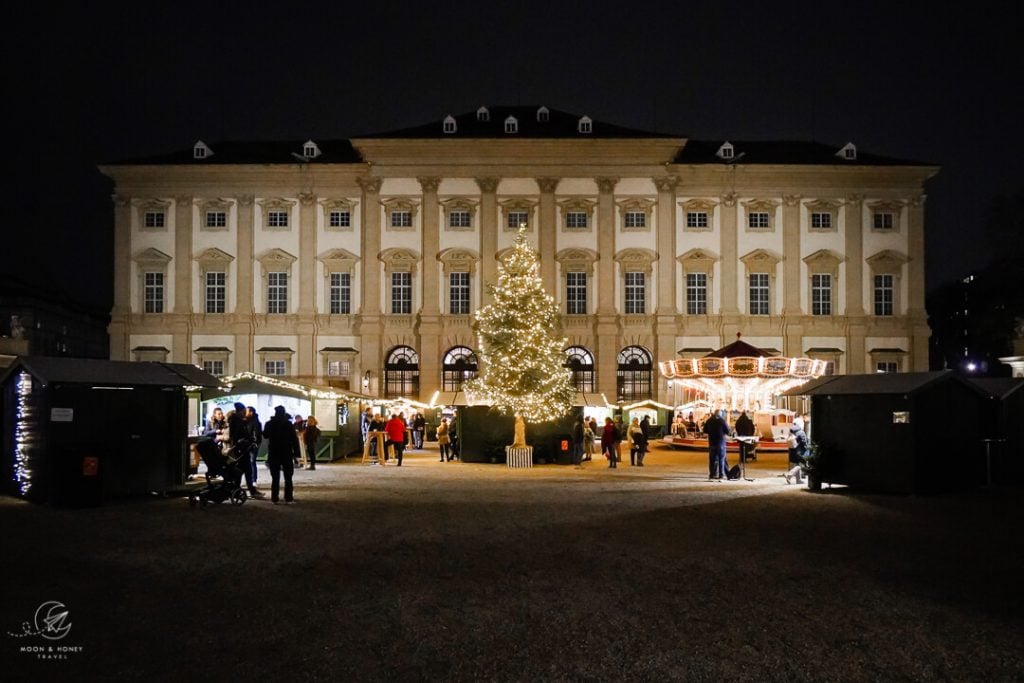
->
xmin=7 ymin=1 xmax=1022 ymax=310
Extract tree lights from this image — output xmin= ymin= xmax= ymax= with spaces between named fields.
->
xmin=464 ymin=227 xmax=575 ymax=432
xmin=13 ymin=371 xmax=35 ymax=495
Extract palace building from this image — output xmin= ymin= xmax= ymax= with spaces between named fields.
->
xmin=100 ymin=106 xmax=937 ymax=404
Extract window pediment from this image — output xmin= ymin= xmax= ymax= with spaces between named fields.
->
xmin=677 ymin=248 xmax=719 ymax=274
xmin=257 ymin=248 xmax=297 ymax=276
xmin=556 ymin=247 xmax=598 ymax=275
xmin=195 ymin=247 xmax=235 ymax=270
xmin=379 ymin=247 xmax=421 ymax=274
xmin=740 ymin=248 xmax=782 ymax=275
xmin=868 ymin=200 xmax=905 ymax=213
xmin=438 ymin=247 xmax=480 ymax=276
xmin=197 ymin=198 xmax=232 ymax=212
xmin=680 ymin=198 xmax=719 ymax=211
xmin=559 ymin=197 xmax=597 ymax=212
xmin=803 ymin=249 xmax=843 ymax=277
xmin=742 ymin=198 xmax=780 ymax=212
xmin=614 ymin=248 xmax=658 ymax=275
xmin=866 ymin=249 xmax=909 ymax=274
xmin=133 ymin=247 xmax=172 ymax=267
xmin=318 ymin=248 xmax=360 ymax=272
xmin=258 ymin=197 xmax=295 ymax=211
xmin=322 ymin=198 xmax=356 ymax=211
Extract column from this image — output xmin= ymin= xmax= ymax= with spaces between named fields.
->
xmin=536 ymin=177 xmax=559 ymax=293
xmin=418 ymin=177 xmax=442 ymax=400
xmin=844 ymin=194 xmax=866 ymax=374
xmin=653 ymin=176 xmax=678 ymax=404
xmin=357 ymin=176 xmax=384 ymax=394
xmin=907 ymin=194 xmax=929 ymax=371
xmin=234 ymin=194 xmax=255 ymax=372
xmin=172 ymin=195 xmax=193 ymax=363
xmin=781 ymin=194 xmax=803 ymax=357
xmin=297 ymin=192 xmax=317 ymax=378
xmin=595 ymin=177 xmax=619 ymax=399
xmin=109 ymin=194 xmax=131 ymax=360
xmin=476 ymin=177 xmax=499 ymax=306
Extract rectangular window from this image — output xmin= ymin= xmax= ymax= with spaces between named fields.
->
xmin=267 ymin=210 xmax=289 ymax=228
xmin=267 ymin=272 xmax=288 ymax=314
xmin=874 ymin=274 xmax=894 ymax=316
xmin=566 ymin=272 xmax=587 ymax=315
xmin=205 ymin=211 xmax=226 ymax=228
xmin=624 ymin=211 xmax=646 ymax=228
xmin=565 ymin=211 xmax=588 ymax=229
xmin=329 ymin=210 xmax=351 ymax=228
xmin=686 ymin=211 xmax=708 ymax=229
xmin=686 ymin=273 xmax=708 ymax=314
xmin=327 ymin=360 xmax=350 ymax=378
xmin=143 ymin=272 xmax=164 ymax=313
xmin=448 ymin=210 xmax=471 ymax=228
xmin=876 ymin=361 xmax=898 ymax=374
xmin=265 ymin=360 xmax=286 ymax=376
xmin=749 ymin=273 xmax=770 ymax=315
xmin=391 ymin=211 xmax=412 ymax=228
xmin=624 ymin=271 xmax=646 ymax=314
xmin=748 ymin=212 xmax=770 ymax=229
xmin=873 ymin=212 xmax=894 ymax=230
xmin=811 ymin=212 xmax=832 ymax=229
xmin=329 ymin=273 xmax=351 ymax=314
xmin=507 ymin=211 xmax=529 ymax=229
xmin=811 ymin=274 xmax=832 ymax=315
xmin=202 ymin=360 xmax=224 ymax=376
xmin=144 ymin=211 xmax=165 ymax=228
xmin=205 ymin=271 xmax=226 ymax=313
xmin=449 ymin=272 xmax=470 ymax=314
xmin=391 ymin=272 xmax=412 ymax=314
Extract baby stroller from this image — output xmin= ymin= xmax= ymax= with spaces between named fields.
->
xmin=189 ymin=439 xmax=247 ymax=508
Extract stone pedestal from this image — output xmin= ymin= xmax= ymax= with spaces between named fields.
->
xmin=505 ymin=445 xmax=533 ymax=468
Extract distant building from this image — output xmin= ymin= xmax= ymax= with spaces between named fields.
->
xmin=0 ymin=277 xmax=109 ymax=367
xmin=100 ymin=106 xmax=936 ymax=403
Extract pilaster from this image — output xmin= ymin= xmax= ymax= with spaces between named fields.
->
xmin=847 ymin=322 xmax=867 ymax=374
xmin=358 ymin=177 xmax=383 ymax=316
xmin=720 ymin=192 xmax=739 ymax=315
xmin=419 ymin=177 xmax=441 ymax=315
xmin=596 ymin=177 xmax=618 ymax=316
xmin=298 ymin=192 xmax=317 ymax=315
xmin=110 ymin=194 xmax=131 ymax=360
xmin=536 ymin=177 xmax=559 ymax=293
xmin=654 ymin=176 xmax=678 ymax=316
xmin=844 ymin=194 xmax=865 ymax=316
xmin=235 ymin=194 xmax=255 ymax=315
xmin=476 ymin=177 xmax=499 ymax=306
xmin=907 ymin=195 xmax=927 ymax=317
xmin=782 ymin=194 xmax=801 ymax=315
xmin=596 ymin=316 xmax=619 ymax=400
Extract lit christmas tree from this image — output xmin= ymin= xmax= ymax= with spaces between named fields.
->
xmin=465 ymin=227 xmax=575 ymax=444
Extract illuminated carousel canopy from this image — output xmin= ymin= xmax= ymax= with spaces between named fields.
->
xmin=660 ymin=334 xmax=828 ymax=410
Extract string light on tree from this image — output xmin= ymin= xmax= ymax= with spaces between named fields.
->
xmin=465 ymin=226 xmax=575 ymax=442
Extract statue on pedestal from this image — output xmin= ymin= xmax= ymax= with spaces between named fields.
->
xmin=512 ymin=415 xmax=527 ymax=448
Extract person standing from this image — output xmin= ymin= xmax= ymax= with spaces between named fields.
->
xmin=264 ymin=405 xmax=300 ymax=504
xmin=784 ymin=418 xmax=810 ymax=484
xmin=293 ymin=415 xmax=308 ymax=468
xmin=227 ymin=402 xmax=260 ymax=497
xmin=627 ymin=417 xmax=641 ymax=466
xmin=601 ymin=417 xmax=619 ymax=468
xmin=303 ymin=415 xmax=321 ymax=470
xmin=412 ymin=412 xmax=426 ymax=450
xmin=583 ymin=418 xmax=595 ymax=461
xmin=245 ymin=406 xmax=263 ymax=487
xmin=385 ymin=412 xmax=407 ymax=466
xmin=449 ymin=418 xmax=459 ymax=460
xmin=436 ymin=417 xmax=451 ymax=462
xmin=703 ymin=409 xmax=732 ymax=480
xmin=637 ymin=415 xmax=651 ymax=466
xmin=571 ymin=416 xmax=585 ymax=468
xmin=360 ymin=407 xmax=374 ymax=453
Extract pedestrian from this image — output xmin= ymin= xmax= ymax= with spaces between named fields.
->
xmin=227 ymin=402 xmax=261 ymax=497
xmin=264 ymin=405 xmax=300 ymax=504
xmin=703 ymin=409 xmax=732 ymax=480
xmin=637 ymin=415 xmax=650 ymax=466
xmin=784 ymin=418 xmax=809 ymax=484
xmin=205 ymin=406 xmax=226 ymax=437
xmin=385 ymin=412 xmax=407 ymax=466
xmin=303 ymin=415 xmax=321 ymax=470
xmin=735 ymin=410 xmax=755 ymax=437
xmin=627 ymin=417 xmax=641 ymax=466
xmin=449 ymin=418 xmax=459 ymax=460
xmin=293 ymin=414 xmax=308 ymax=468
xmin=436 ymin=417 xmax=451 ymax=461
xmin=245 ymin=406 xmax=263 ymax=487
xmin=571 ymin=416 xmax=585 ymax=468
xmin=413 ymin=412 xmax=425 ymax=450
xmin=583 ymin=418 xmax=595 ymax=460
xmin=360 ymin=407 xmax=373 ymax=449
xmin=370 ymin=412 xmax=387 ymax=461
xmin=601 ymin=417 xmax=619 ymax=468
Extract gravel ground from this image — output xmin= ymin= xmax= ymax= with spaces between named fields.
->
xmin=3 ymin=443 xmax=1023 ymax=681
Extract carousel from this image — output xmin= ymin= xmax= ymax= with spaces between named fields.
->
xmin=660 ymin=334 xmax=829 ymax=453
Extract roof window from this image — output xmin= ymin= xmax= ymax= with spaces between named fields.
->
xmin=837 ymin=142 xmax=857 ymax=160
xmin=443 ymin=115 xmax=457 ymax=134
xmin=193 ymin=141 xmax=212 ymax=159
xmin=477 ymin=106 xmax=490 ymax=122
xmin=302 ymin=140 xmax=321 ymax=159
xmin=504 ymin=116 xmax=518 ymax=134
xmin=716 ymin=141 xmax=735 ymax=160
xmin=536 ymin=106 xmax=549 ymax=122
xmin=578 ymin=116 xmax=592 ymax=134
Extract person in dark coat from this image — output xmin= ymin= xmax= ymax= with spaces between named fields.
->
xmin=601 ymin=417 xmax=619 ymax=469
xmin=228 ymin=402 xmax=260 ymax=497
xmin=703 ymin=409 xmax=732 ymax=480
xmin=303 ymin=415 xmax=321 ymax=470
xmin=637 ymin=415 xmax=651 ymax=466
xmin=264 ymin=405 xmax=300 ymax=503
xmin=571 ymin=416 xmax=585 ymax=468
xmin=784 ymin=418 xmax=809 ymax=484
xmin=412 ymin=412 xmax=426 ymax=450
xmin=735 ymin=411 xmax=755 ymax=437
xmin=245 ymin=406 xmax=263 ymax=488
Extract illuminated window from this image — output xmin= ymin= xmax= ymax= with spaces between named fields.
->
xmin=617 ymin=346 xmax=653 ymax=401
xmin=384 ymin=346 xmax=419 ymax=398
xmin=442 ymin=346 xmax=478 ymax=391
xmin=564 ymin=346 xmax=595 ymax=392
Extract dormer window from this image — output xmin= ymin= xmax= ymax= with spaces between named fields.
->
xmin=717 ymin=142 xmax=735 ymax=160
xmin=578 ymin=116 xmax=592 ymax=134
xmin=193 ymin=141 xmax=212 ymax=159
xmin=504 ymin=116 xmax=518 ymax=134
xmin=443 ymin=115 xmax=457 ymax=134
xmin=302 ymin=140 xmax=321 ymax=159
xmin=837 ymin=142 xmax=857 ymax=160
xmin=476 ymin=106 xmax=490 ymax=122
xmin=536 ymin=106 xmax=550 ymax=122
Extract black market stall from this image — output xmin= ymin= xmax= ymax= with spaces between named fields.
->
xmin=1 ymin=356 xmax=222 ymax=505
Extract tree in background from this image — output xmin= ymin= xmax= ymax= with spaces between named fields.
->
xmin=464 ymin=227 xmax=575 ymax=445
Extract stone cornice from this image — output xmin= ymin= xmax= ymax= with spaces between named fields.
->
xmin=350 ymin=138 xmax=686 ymax=166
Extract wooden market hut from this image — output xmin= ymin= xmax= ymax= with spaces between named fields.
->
xmin=967 ymin=377 xmax=1024 ymax=483
xmin=782 ymin=370 xmax=991 ymax=494
xmin=1 ymin=356 xmax=221 ymax=505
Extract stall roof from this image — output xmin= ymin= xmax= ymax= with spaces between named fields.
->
xmin=780 ymin=370 xmax=985 ymax=397
xmin=433 ymin=391 xmax=470 ymax=406
xmin=967 ymin=377 xmax=1024 ymax=399
xmin=1 ymin=356 xmax=223 ymax=388
xmin=205 ymin=371 xmax=373 ymax=401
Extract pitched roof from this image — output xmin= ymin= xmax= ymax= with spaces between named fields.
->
xmin=967 ymin=377 xmax=1024 ymax=399
xmin=780 ymin=370 xmax=985 ymax=396
xmin=110 ymin=139 xmax=363 ymax=165
xmin=672 ymin=139 xmax=933 ymax=166
xmin=1 ymin=356 xmax=222 ymax=388
xmin=704 ymin=335 xmax=777 ymax=358
xmin=355 ymin=106 xmax=679 ymax=139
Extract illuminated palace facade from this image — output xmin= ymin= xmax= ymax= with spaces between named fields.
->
xmin=102 ymin=106 xmax=936 ymax=404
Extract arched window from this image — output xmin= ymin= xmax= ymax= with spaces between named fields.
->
xmin=564 ymin=346 xmax=595 ymax=393
xmin=384 ymin=346 xmax=419 ymax=398
xmin=442 ymin=346 xmax=478 ymax=391
xmin=617 ymin=346 xmax=652 ymax=402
